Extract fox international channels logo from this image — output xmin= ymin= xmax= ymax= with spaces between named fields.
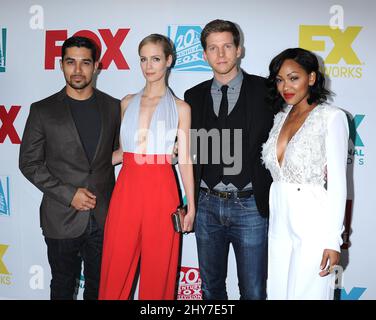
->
xmin=339 ymin=287 xmax=367 ymax=300
xmin=299 ymin=25 xmax=363 ymax=78
xmin=167 ymin=25 xmax=211 ymax=71
xmin=0 ymin=28 xmax=6 ymax=72
xmin=0 ymin=176 xmax=11 ymax=216
xmin=0 ymin=244 xmax=11 ymax=285
xmin=347 ymin=114 xmax=365 ymax=165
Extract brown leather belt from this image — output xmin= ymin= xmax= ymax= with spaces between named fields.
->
xmin=200 ymin=187 xmax=253 ymax=199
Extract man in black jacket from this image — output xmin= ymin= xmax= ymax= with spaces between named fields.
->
xmin=184 ymin=20 xmax=273 ymax=299
xmin=19 ymin=36 xmax=120 ymax=299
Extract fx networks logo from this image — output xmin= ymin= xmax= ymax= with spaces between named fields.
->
xmin=0 ymin=244 xmax=11 ymax=285
xmin=0 ymin=105 xmax=21 ymax=144
xmin=177 ymin=266 xmax=202 ymax=300
xmin=0 ymin=28 xmax=6 ymax=72
xmin=45 ymin=28 xmax=130 ymax=70
xmin=299 ymin=25 xmax=363 ymax=79
xmin=0 ymin=176 xmax=10 ymax=216
xmin=347 ymin=114 xmax=365 ymax=165
xmin=168 ymin=25 xmax=210 ymax=71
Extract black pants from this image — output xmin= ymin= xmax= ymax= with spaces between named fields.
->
xmin=44 ymin=214 xmax=103 ymax=300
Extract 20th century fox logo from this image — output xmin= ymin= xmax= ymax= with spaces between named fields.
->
xmin=168 ymin=25 xmax=211 ymax=71
xmin=0 ymin=176 xmax=10 ymax=216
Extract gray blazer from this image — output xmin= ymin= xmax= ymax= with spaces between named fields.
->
xmin=19 ymin=88 xmax=121 ymax=239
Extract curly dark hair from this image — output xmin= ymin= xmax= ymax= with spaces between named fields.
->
xmin=266 ymin=48 xmax=330 ymax=112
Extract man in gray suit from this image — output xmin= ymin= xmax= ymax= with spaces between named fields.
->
xmin=19 ymin=36 xmax=120 ymax=299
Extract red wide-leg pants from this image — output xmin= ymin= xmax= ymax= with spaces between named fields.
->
xmin=99 ymin=153 xmax=180 ymax=300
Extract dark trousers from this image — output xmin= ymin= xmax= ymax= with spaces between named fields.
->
xmin=195 ymin=190 xmax=268 ymax=300
xmin=44 ymin=214 xmax=104 ymax=300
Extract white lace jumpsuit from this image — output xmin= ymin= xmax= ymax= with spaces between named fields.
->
xmin=261 ymin=104 xmax=349 ymax=299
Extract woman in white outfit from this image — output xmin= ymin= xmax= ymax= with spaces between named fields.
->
xmin=262 ymin=48 xmax=349 ymax=299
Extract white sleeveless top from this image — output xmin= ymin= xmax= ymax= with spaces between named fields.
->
xmin=120 ymin=88 xmax=179 ymax=155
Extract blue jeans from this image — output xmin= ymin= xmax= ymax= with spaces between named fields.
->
xmin=44 ymin=214 xmax=103 ymax=300
xmin=195 ymin=190 xmax=268 ymax=300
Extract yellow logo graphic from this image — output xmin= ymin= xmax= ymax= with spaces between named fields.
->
xmin=299 ymin=25 xmax=362 ymax=64
xmin=299 ymin=25 xmax=363 ymax=78
xmin=0 ymin=244 xmax=10 ymax=275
